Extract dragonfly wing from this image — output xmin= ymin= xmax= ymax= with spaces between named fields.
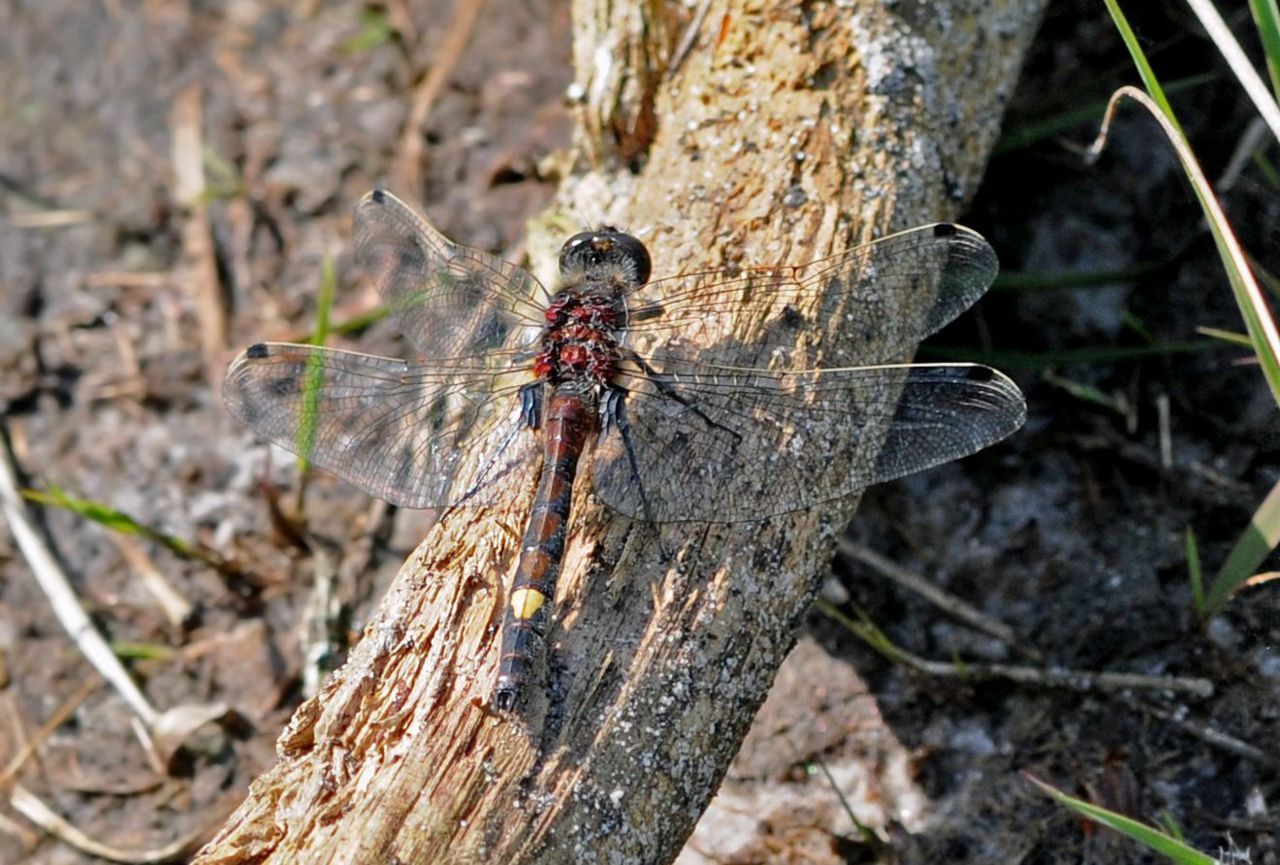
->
xmin=354 ymin=189 xmax=546 ymax=360
xmin=622 ymin=224 xmax=998 ymax=369
xmin=869 ymin=365 xmax=1026 ymax=484
xmin=223 ymin=342 xmax=537 ymax=509
xmin=591 ymin=363 xmax=1025 ymax=523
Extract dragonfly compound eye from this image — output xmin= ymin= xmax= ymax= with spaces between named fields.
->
xmin=610 ymin=232 xmax=651 ymax=286
xmin=558 ymin=229 xmax=652 ymax=286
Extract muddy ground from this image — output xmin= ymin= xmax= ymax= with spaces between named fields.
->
xmin=1 ymin=1 xmax=1276 ymax=863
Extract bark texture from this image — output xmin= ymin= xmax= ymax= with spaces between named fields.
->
xmin=195 ymin=1 xmax=1046 ymax=863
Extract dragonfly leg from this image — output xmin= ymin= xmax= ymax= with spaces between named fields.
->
xmin=620 ymin=349 xmax=741 ymax=443
xmin=601 ymin=385 xmax=673 ymax=561
xmin=599 ymin=384 xmax=624 ymax=433
xmin=519 ymin=381 xmax=543 ymax=429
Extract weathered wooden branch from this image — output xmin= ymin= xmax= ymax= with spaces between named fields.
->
xmin=195 ymin=1 xmax=1046 ymax=863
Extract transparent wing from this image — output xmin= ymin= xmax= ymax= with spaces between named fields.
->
xmin=621 ymin=224 xmax=997 ymax=369
xmin=868 ymin=365 xmax=1027 ymax=485
xmin=223 ymin=342 xmax=538 ymax=509
xmin=353 ymin=189 xmax=547 ymax=360
xmin=591 ymin=362 xmax=1025 ymax=522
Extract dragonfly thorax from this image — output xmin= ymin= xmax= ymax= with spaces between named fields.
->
xmin=534 ymin=290 xmax=625 ymax=385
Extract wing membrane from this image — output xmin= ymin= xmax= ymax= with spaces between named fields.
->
xmin=232 ymin=200 xmax=1018 ymax=521
xmin=591 ymin=363 xmax=1024 ymax=522
xmin=223 ymin=342 xmax=537 ymax=508
xmin=353 ymin=190 xmax=546 ymax=360
xmin=870 ymin=365 xmax=1026 ymax=484
xmin=622 ymin=224 xmax=997 ymax=369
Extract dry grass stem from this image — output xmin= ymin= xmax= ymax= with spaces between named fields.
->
xmin=838 ymin=537 xmax=1027 ymax=654
xmin=169 ymin=83 xmax=228 ymax=389
xmin=394 ymin=0 xmax=487 ymax=194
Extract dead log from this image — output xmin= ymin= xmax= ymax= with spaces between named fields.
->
xmin=195 ymin=1 xmax=1046 ymax=862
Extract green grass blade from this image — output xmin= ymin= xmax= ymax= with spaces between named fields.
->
xmin=24 ymin=485 xmax=202 ymax=558
xmin=112 ymin=641 xmax=177 ymax=661
xmin=1097 ymin=5 xmax=1280 ymax=403
xmin=296 ymin=306 xmax=389 ymax=344
xmin=1255 ymin=147 xmax=1280 ymax=188
xmin=332 ymin=305 xmax=390 ymax=338
xmin=22 ymin=484 xmax=238 ymax=578
xmin=1195 ymin=326 xmax=1254 ymax=348
xmin=23 ymin=484 xmax=257 ymax=589
xmin=815 ymin=599 xmax=914 ymax=665
xmin=993 ymin=73 xmax=1214 ymax=155
xmin=1100 ymin=1 xmax=1183 ymax=134
xmin=806 ymin=758 xmax=880 ymax=845
xmin=1250 ymin=0 xmax=1280 ymax=98
xmin=1024 ymin=773 xmax=1218 ymax=864
xmin=1156 ymin=812 xmax=1189 ymax=845
xmin=1252 ymin=254 xmax=1280 ymax=301
xmin=1187 ymin=0 xmax=1280 ymax=142
xmin=1088 ymin=86 xmax=1280 ymax=407
xmin=295 ymin=254 xmax=338 ymax=471
xmin=343 ymin=8 xmax=394 ymax=54
xmin=308 ymin=254 xmax=336 ymax=348
xmin=1042 ymin=371 xmax=1131 ymax=416
xmin=1202 ymin=477 xmax=1280 ymax=616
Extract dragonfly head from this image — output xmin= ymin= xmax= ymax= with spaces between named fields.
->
xmin=559 ymin=228 xmax=651 ymax=287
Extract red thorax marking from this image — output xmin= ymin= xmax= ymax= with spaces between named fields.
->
xmin=534 ymin=292 xmax=622 ymax=383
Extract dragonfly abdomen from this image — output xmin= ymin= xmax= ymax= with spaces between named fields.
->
xmin=494 ymin=391 xmax=597 ymax=712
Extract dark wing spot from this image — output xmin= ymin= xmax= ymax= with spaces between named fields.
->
xmin=392 ymin=441 xmax=416 ymax=490
xmin=424 ymin=392 xmax=450 ymax=431
xmin=371 ymin=188 xmax=387 ymax=205
xmin=247 ymin=343 xmax=270 ymax=359
xmin=397 ymin=240 xmax=427 ymax=272
xmin=269 ymin=376 xmax=298 ymax=398
xmin=237 ymin=400 xmax=260 ymax=424
xmin=932 ymin=223 xmax=958 ymax=238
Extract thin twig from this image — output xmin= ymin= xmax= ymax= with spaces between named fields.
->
xmin=83 ymin=271 xmax=173 ymax=289
xmin=9 ymin=210 xmax=95 ymax=229
xmin=837 ymin=538 xmax=1030 ymax=657
xmin=111 ymin=534 xmax=194 ymax=628
xmin=0 ymin=677 xmax=100 ymax=787
xmin=394 ymin=0 xmax=486 ymax=194
xmin=819 ymin=601 xmax=1214 ymax=699
xmin=1136 ymin=699 xmax=1279 ymax=769
xmin=170 ymin=83 xmax=228 ymax=389
xmin=0 ymin=431 xmax=161 ymax=728
xmin=670 ymin=0 xmax=715 ymax=72
xmin=9 ymin=785 xmax=199 ymax=863
xmin=0 ymin=431 xmax=230 ymax=765
xmin=0 ymin=808 xmax=39 ymax=850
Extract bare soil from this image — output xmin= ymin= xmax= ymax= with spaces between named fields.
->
xmin=1 ymin=2 xmax=1276 ymax=864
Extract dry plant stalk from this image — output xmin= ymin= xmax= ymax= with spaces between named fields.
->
xmin=196 ymin=1 xmax=1046 ymax=862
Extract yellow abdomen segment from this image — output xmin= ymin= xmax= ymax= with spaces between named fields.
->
xmin=510 ymin=587 xmax=546 ymax=620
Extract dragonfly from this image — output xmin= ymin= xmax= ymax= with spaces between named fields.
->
xmin=223 ymin=189 xmax=1026 ymax=712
